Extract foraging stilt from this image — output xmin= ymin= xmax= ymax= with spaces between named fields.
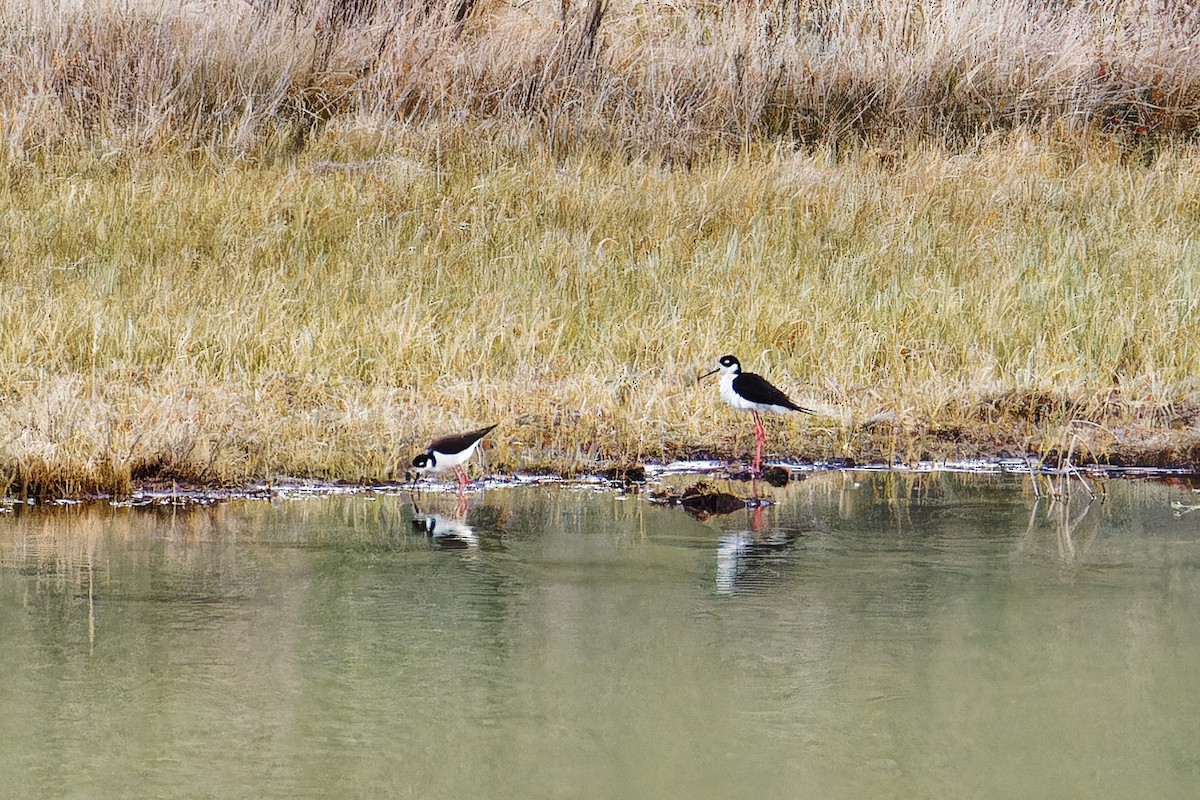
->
xmin=701 ymin=355 xmax=812 ymax=472
xmin=411 ymin=424 xmax=498 ymax=496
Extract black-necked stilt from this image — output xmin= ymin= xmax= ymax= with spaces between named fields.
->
xmin=701 ymin=355 xmax=812 ymax=472
xmin=411 ymin=424 xmax=497 ymax=494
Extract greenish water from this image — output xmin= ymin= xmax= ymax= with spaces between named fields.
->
xmin=2 ymin=472 xmax=1200 ymax=800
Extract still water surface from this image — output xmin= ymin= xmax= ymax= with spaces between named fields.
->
xmin=2 ymin=472 xmax=1200 ymax=799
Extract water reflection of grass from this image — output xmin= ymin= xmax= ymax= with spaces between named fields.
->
xmin=2 ymin=2 xmax=1200 ymax=498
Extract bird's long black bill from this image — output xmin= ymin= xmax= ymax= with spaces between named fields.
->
xmin=699 ymin=368 xmax=720 ymax=382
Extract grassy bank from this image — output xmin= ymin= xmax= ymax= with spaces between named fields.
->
xmin=2 ymin=1 xmax=1200 ymax=497
xmin=4 ymin=131 xmax=1200 ymax=497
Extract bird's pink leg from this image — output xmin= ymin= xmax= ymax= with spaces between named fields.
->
xmin=454 ymin=466 xmax=470 ymax=495
xmin=752 ymin=411 xmax=766 ymax=472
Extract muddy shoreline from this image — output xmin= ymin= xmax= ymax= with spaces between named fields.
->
xmin=6 ymin=457 xmax=1198 ymax=510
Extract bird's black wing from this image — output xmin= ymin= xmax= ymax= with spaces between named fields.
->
xmin=735 ymin=373 xmax=813 ymax=414
xmin=428 ymin=423 xmax=499 ymax=454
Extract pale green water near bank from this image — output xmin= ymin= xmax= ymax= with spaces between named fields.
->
xmin=2 ymin=473 xmax=1199 ymax=799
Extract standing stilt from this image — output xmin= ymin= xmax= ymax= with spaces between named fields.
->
xmin=411 ymin=424 xmax=498 ymax=497
xmin=701 ymin=355 xmax=813 ymax=476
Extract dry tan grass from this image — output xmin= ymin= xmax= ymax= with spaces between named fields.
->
xmin=3 ymin=129 xmax=1200 ymax=497
xmin=2 ymin=0 xmax=1200 ymax=158
xmin=2 ymin=1 xmax=1200 ymax=497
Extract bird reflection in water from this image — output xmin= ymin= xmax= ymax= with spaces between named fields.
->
xmin=714 ymin=504 xmax=798 ymax=595
xmin=410 ymin=494 xmax=481 ymax=549
xmin=412 ymin=513 xmax=479 ymax=549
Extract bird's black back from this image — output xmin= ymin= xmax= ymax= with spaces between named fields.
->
xmin=427 ymin=423 xmax=499 ymax=455
xmin=733 ymin=372 xmax=812 ymax=413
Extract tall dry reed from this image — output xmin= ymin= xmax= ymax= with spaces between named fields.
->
xmin=2 ymin=0 xmax=1199 ymax=159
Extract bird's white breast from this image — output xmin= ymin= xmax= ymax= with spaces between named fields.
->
xmin=431 ymin=439 xmax=481 ymax=470
xmin=719 ymin=373 xmax=757 ymax=411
